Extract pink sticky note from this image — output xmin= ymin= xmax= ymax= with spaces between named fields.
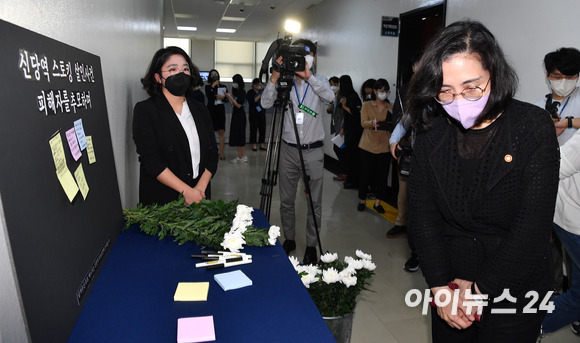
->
xmin=65 ymin=127 xmax=82 ymax=161
xmin=177 ymin=316 xmax=215 ymax=343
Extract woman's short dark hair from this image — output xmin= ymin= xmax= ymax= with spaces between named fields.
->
xmin=544 ymin=47 xmax=580 ymax=76
xmin=232 ymin=74 xmax=245 ymax=96
xmin=407 ymin=20 xmax=518 ymax=132
xmin=141 ymin=46 xmax=200 ymax=97
xmin=360 ymin=78 xmax=376 ymax=100
xmin=374 ymin=78 xmax=390 ymax=92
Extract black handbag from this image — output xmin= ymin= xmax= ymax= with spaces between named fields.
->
xmin=396 ymin=145 xmax=412 ymax=176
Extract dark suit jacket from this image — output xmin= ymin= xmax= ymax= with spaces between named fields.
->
xmin=132 ymin=94 xmax=218 ymax=205
xmin=408 ymin=100 xmax=560 ymax=310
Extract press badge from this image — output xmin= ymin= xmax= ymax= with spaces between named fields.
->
xmin=296 ymin=111 xmax=304 ymax=125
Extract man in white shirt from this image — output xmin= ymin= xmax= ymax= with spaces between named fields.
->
xmin=535 ymin=47 xmax=580 ymax=146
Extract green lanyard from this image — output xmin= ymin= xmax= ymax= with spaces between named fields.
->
xmin=294 ymin=82 xmax=318 ymax=118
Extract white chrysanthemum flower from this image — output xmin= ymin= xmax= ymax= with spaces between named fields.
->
xmin=348 ymin=258 xmax=365 ymax=270
xmin=344 ymin=256 xmax=355 ymax=265
xmin=355 ymin=249 xmax=372 ymax=261
xmin=301 ymin=272 xmax=318 ymax=288
xmin=235 ymin=204 xmax=254 ymax=221
xmin=220 ymin=231 xmax=245 ymax=252
xmin=341 ymin=274 xmax=358 ymax=288
xmin=322 ymin=267 xmax=341 ymax=284
xmin=305 ymin=265 xmax=322 ymax=275
xmin=231 ymin=217 xmax=251 ymax=233
xmin=339 ymin=267 xmax=356 ymax=278
xmin=268 ymin=225 xmax=281 ymax=245
xmin=289 ymin=256 xmax=300 ymax=269
xmin=320 ymin=252 xmax=338 ymax=263
xmin=362 ymin=259 xmax=377 ymax=271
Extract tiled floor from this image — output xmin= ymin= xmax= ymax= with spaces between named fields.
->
xmin=211 ymin=147 xmax=577 ymax=343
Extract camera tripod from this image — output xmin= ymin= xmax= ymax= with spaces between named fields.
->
xmin=259 ymin=84 xmax=324 ymax=255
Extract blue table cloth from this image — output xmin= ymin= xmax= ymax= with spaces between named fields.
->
xmin=67 ymin=210 xmax=335 ymax=342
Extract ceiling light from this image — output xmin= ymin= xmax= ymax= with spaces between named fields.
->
xmin=177 ymin=26 xmax=198 ymax=31
xmin=216 ymin=28 xmax=236 ymax=33
xmin=222 ymin=16 xmax=246 ymax=22
xmin=285 ymin=19 xmax=301 ymax=34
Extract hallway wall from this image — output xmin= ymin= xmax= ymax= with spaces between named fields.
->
xmin=0 ymin=1 xmax=163 ymax=341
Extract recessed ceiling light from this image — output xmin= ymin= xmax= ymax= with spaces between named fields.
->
xmin=177 ymin=26 xmax=198 ymax=31
xmin=222 ymin=16 xmax=246 ymax=22
xmin=216 ymin=28 xmax=236 ymax=33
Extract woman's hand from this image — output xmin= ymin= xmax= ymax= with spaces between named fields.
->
xmin=212 ymin=80 xmax=220 ymax=88
xmin=390 ymin=142 xmax=401 ymax=159
xmin=182 ymin=187 xmax=205 ymax=204
xmin=431 ymin=286 xmax=474 ymax=330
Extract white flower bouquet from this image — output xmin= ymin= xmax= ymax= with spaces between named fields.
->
xmin=123 ymin=196 xmax=280 ymax=251
xmin=290 ymin=250 xmax=376 ymax=317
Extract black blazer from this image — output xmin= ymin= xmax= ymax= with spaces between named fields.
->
xmin=408 ymin=100 xmax=560 ymax=309
xmin=132 ymin=94 xmax=218 ymax=205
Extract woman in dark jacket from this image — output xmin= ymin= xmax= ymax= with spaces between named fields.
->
xmin=133 ymin=46 xmax=218 ymax=205
xmin=407 ymin=21 xmax=559 ymax=342
xmin=339 ymin=75 xmax=363 ymax=189
xmin=225 ymin=74 xmax=248 ymax=163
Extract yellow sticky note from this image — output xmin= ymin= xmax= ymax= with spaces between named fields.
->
xmin=174 ymin=282 xmax=210 ymax=302
xmin=56 ymin=168 xmax=79 ymax=202
xmin=49 ymin=132 xmax=67 ymax=173
xmin=86 ymin=136 xmax=96 ymax=164
xmin=74 ymin=164 xmax=89 ymax=200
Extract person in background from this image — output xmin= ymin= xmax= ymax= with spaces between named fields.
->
xmin=133 ymin=46 xmax=218 ymax=206
xmin=341 ymin=75 xmax=363 ymax=190
xmin=387 ymin=53 xmax=422 ymax=273
xmin=357 ymin=78 xmax=392 ymax=213
xmin=225 ymin=74 xmax=248 ymax=164
xmin=535 ymin=47 xmax=580 ymax=145
xmin=541 ymin=129 xmax=580 ymax=338
xmin=534 ymin=47 xmax=580 ymax=298
xmin=360 ymin=78 xmax=376 ymax=103
xmin=247 ymin=78 xmax=267 ymax=151
xmin=328 ymin=76 xmax=347 ymax=182
xmin=191 ymin=77 xmax=206 ymax=104
xmin=408 ymin=20 xmax=559 ymax=342
xmin=205 ymin=69 xmax=228 ymax=160
xmin=260 ymin=39 xmax=334 ymax=265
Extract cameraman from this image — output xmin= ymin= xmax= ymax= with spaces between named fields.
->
xmin=261 ymin=39 xmax=334 ymax=265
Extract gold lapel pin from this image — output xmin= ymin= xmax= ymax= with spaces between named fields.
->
xmin=504 ymin=154 xmax=513 ymax=163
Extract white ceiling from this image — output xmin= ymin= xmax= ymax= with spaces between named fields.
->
xmin=163 ymin=0 xmax=327 ymax=41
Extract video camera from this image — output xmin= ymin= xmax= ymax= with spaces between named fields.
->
xmin=259 ymin=35 xmax=308 ymax=94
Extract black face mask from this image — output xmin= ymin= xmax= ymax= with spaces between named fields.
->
xmin=209 ymin=75 xmax=219 ymax=83
xmin=164 ymin=72 xmax=191 ymax=96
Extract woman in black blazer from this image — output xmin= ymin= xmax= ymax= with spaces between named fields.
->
xmin=407 ymin=21 xmax=559 ymax=342
xmin=133 ymin=46 xmax=218 ymax=206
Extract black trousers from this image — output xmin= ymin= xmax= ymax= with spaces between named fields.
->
xmin=333 ymin=144 xmax=347 ymax=175
xmin=358 ymin=149 xmax=390 ymax=201
xmin=249 ymin=111 xmax=266 ymax=144
xmin=344 ymin=129 xmax=361 ymax=186
xmin=431 ymin=308 xmax=544 ymax=343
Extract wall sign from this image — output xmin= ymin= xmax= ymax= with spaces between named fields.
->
xmin=381 ymin=16 xmax=399 ymax=37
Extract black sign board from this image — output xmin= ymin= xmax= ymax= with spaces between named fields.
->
xmin=381 ymin=16 xmax=399 ymax=37
xmin=0 ymin=19 xmax=123 ymax=343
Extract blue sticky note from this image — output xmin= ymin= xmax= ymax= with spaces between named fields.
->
xmin=214 ymin=270 xmax=252 ymax=291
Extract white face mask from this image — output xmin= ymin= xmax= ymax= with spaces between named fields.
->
xmin=232 ymin=83 xmax=239 ymax=89
xmin=377 ymin=92 xmax=388 ymax=101
xmin=330 ymin=85 xmax=339 ymax=93
xmin=550 ymin=78 xmax=578 ymax=97
xmin=304 ymin=55 xmax=314 ymax=70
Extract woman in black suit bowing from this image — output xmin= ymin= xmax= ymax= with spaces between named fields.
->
xmin=133 ymin=46 xmax=218 ymax=205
